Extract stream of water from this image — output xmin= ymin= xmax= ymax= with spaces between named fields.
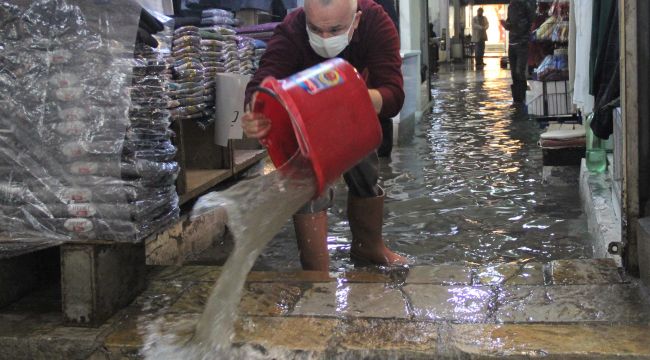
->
xmin=142 ymin=154 xmax=316 ymax=359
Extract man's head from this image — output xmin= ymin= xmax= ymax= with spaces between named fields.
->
xmin=304 ymin=0 xmax=360 ymax=39
xmin=477 ymin=7 xmax=484 ymax=16
xmin=304 ymin=0 xmax=361 ymax=58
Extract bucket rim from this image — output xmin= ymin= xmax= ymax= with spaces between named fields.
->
xmin=254 ymin=77 xmax=327 ymax=194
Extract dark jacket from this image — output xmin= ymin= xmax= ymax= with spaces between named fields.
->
xmin=502 ymin=0 xmax=533 ymax=45
xmin=590 ymin=0 xmax=619 ymax=139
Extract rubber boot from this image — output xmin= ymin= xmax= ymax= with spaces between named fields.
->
xmin=347 ymin=189 xmax=407 ymax=266
xmin=293 ymin=211 xmax=329 ymax=271
xmin=510 ymin=83 xmax=525 ymax=108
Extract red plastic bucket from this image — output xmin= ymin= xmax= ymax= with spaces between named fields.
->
xmin=252 ymin=58 xmax=382 ymax=196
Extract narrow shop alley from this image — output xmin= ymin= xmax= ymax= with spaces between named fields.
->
xmin=3 ymin=0 xmax=650 ymax=359
xmin=3 ymin=60 xmax=650 ymax=360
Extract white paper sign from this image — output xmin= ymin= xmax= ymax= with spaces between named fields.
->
xmin=214 ymin=73 xmax=251 ymax=146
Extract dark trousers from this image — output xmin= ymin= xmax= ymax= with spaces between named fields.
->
xmin=428 ymin=43 xmax=439 ymax=73
xmin=377 ymin=117 xmax=393 ymax=158
xmin=298 ymin=152 xmax=380 ymax=214
xmin=508 ymin=43 xmax=528 ymax=103
xmin=475 ymin=41 xmax=485 ymax=65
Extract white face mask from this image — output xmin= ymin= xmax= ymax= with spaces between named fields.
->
xmin=307 ymin=14 xmax=357 ymax=58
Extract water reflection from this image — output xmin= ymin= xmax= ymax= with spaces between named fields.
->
xmin=258 ymin=60 xmax=590 ymax=270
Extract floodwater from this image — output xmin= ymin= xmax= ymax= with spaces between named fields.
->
xmin=140 ymin=61 xmax=627 ymax=359
xmin=143 ymin=155 xmax=316 ymax=359
xmin=255 ymin=59 xmax=591 ymax=271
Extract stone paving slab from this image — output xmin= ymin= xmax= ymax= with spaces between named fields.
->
xmin=4 ymin=260 xmax=650 ymax=359
xmin=291 ymin=282 xmax=409 ymax=319
xmin=549 ymin=258 xmax=623 ymax=285
xmin=0 ymin=312 xmax=113 ymax=360
xmin=103 ymin=315 xmax=142 ymax=350
xmin=476 ymin=262 xmax=545 ymax=286
xmin=147 ymin=265 xmax=222 ymax=283
xmin=337 ymin=319 xmax=438 ymax=355
xmin=406 ymin=264 xmax=473 ymax=285
xmin=131 ymin=280 xmax=192 ymax=314
xmin=246 ymin=270 xmax=393 ymax=283
xmin=246 ymin=270 xmax=334 ymax=283
xmin=234 ymin=316 xmax=340 ymax=353
xmin=167 ymin=281 xmax=304 ymax=316
xmin=449 ymin=323 xmax=650 ymax=359
xmin=496 ymin=284 xmax=650 ymax=323
xmin=405 ymin=284 xmax=495 ymax=323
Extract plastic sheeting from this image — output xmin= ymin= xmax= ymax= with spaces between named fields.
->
xmin=0 ymin=0 xmax=179 ymax=243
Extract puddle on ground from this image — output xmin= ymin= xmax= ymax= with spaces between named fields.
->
xmin=258 ymin=67 xmax=591 ymax=271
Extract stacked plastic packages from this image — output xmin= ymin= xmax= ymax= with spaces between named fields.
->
xmin=251 ymin=39 xmax=267 ymax=73
xmin=236 ymin=36 xmax=255 ymax=76
xmin=201 ymin=8 xmax=240 ymax=27
xmin=200 ymin=26 xmax=239 ymax=75
xmin=235 ymin=22 xmax=281 ymax=42
xmin=0 ymin=0 xmax=179 ymax=242
xmin=170 ymin=26 xmax=214 ymax=127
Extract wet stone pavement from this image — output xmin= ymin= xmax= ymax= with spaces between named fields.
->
xmin=2 ymin=62 xmax=649 ymax=359
xmin=2 ymin=259 xmax=650 ymax=359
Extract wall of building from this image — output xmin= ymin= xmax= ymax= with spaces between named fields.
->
xmin=399 ymin=0 xmax=423 ymax=52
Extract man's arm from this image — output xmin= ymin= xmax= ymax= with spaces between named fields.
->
xmin=500 ymin=18 xmax=509 ymax=30
xmin=244 ymin=22 xmax=301 ymax=105
xmin=472 ymin=16 xmax=485 ymax=31
xmin=242 ymin=19 xmax=302 ymax=139
xmin=364 ymin=9 xmax=404 ymax=118
xmin=472 ymin=16 xmax=480 ymax=30
xmin=501 ymin=2 xmax=528 ymax=34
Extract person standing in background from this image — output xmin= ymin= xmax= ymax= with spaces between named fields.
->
xmin=428 ymin=22 xmax=439 ymax=74
xmin=500 ymin=0 xmax=534 ymax=108
xmin=472 ymin=7 xmax=489 ymax=70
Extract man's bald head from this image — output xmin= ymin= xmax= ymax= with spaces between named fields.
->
xmin=304 ymin=0 xmax=360 ymax=38
xmin=304 ymin=0 xmax=357 ymax=12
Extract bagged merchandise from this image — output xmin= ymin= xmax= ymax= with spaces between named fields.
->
xmin=251 ymin=39 xmax=267 ymax=72
xmin=200 ymin=7 xmax=239 ymax=26
xmin=200 ymin=26 xmax=239 ymax=75
xmin=0 ymin=1 xmax=179 ymax=242
xmin=533 ymin=50 xmax=569 ymax=81
xmin=236 ymin=36 xmax=256 ymax=75
xmin=170 ymin=25 xmax=214 ymax=127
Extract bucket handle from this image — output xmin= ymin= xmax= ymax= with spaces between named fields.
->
xmin=248 ymin=86 xmax=311 ymax=156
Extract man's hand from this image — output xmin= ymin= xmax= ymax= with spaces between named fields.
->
xmin=368 ymin=89 xmax=383 ymax=114
xmin=499 ymin=19 xmax=507 ymax=28
xmin=242 ymin=111 xmax=271 ymax=139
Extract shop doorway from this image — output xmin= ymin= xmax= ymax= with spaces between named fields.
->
xmin=470 ymin=4 xmax=508 ymax=57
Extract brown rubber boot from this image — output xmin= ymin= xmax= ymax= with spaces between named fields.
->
xmin=347 ymin=189 xmax=407 ymax=266
xmin=293 ymin=211 xmax=330 ymax=271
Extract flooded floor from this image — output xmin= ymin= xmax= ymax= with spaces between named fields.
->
xmin=3 ymin=62 xmax=649 ymax=360
xmin=255 ymin=59 xmax=591 ymax=271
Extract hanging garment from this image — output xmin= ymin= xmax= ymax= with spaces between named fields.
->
xmin=572 ymin=0 xmax=594 ymax=113
xmin=589 ymin=1 xmax=619 ymax=139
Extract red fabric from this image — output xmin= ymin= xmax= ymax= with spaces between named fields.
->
xmin=245 ymin=0 xmax=404 ymax=119
xmin=539 ymin=137 xmax=586 ymax=149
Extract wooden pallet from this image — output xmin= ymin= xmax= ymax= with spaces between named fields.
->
xmin=0 ymin=207 xmax=227 ymax=327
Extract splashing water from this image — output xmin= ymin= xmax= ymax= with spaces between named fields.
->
xmin=142 ymin=154 xmax=316 ymax=359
